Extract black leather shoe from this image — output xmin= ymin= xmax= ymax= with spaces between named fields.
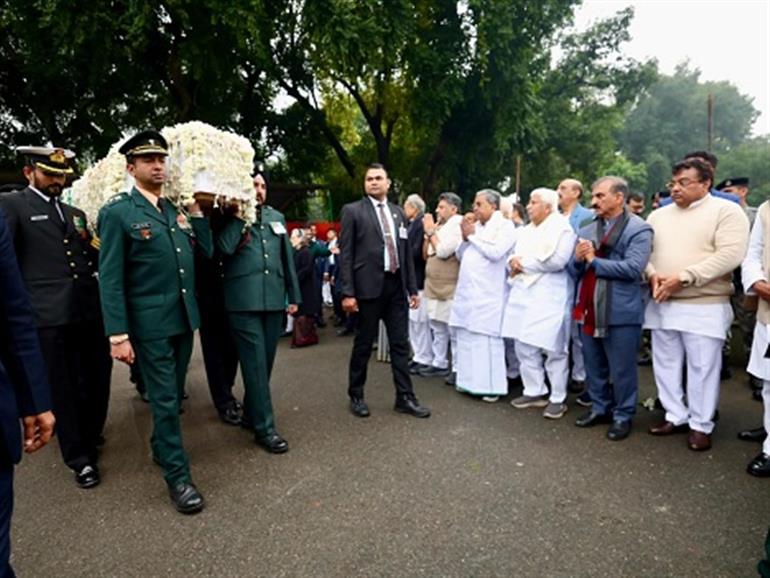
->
xmin=753 ymin=388 xmax=764 ymax=402
xmin=738 ymin=426 xmax=767 ymax=443
xmin=507 ymin=376 xmax=522 ymax=389
xmin=394 ymin=397 xmax=431 ymax=418
xmin=747 ymin=453 xmax=770 ymax=477
xmin=418 ymin=365 xmax=450 ymax=378
xmin=575 ymin=411 xmax=612 ymax=428
xmin=336 ymin=327 xmax=354 ymax=337
xmin=139 ymin=390 xmax=149 ymax=403
xmin=408 ymin=362 xmax=428 ymax=375
xmin=445 ymin=372 xmax=457 ymax=386
xmin=75 ymin=465 xmax=100 ymax=489
xmin=168 ymin=482 xmax=204 ymax=514
xmin=607 ymin=420 xmax=632 ymax=441
xmin=219 ymin=404 xmax=242 ymax=426
xmin=568 ymin=379 xmax=585 ymax=394
xmin=350 ymin=397 xmax=370 ymax=417
xmin=255 ymin=432 xmax=289 ymax=453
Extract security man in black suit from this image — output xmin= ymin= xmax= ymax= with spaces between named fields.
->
xmin=0 ymin=146 xmax=111 ymax=490
xmin=0 ymin=206 xmax=55 ymax=577
xmin=339 ymin=163 xmax=430 ymax=418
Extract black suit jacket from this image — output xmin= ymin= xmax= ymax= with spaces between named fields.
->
xmin=407 ymin=216 xmax=426 ymax=290
xmin=339 ymin=196 xmax=417 ymax=300
xmin=0 ymin=187 xmax=101 ymax=328
xmin=0 ymin=209 xmax=51 ymax=465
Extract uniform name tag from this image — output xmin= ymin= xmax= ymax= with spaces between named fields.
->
xmin=398 ymin=225 xmax=408 ymax=239
xmin=30 ymin=214 xmax=49 ymax=221
xmin=131 ymin=222 xmax=151 ymax=230
xmin=270 ymin=221 xmax=287 ymax=235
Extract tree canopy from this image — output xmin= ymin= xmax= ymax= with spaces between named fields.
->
xmin=1 ymin=1 xmax=765 ymax=212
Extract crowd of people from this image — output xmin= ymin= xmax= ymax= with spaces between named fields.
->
xmin=0 ymin=133 xmax=767 ymax=576
xmin=396 ymin=151 xmax=766 ymax=462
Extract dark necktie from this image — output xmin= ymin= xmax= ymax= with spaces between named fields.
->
xmin=377 ymin=202 xmax=398 ymax=273
xmin=49 ymin=197 xmax=64 ymax=227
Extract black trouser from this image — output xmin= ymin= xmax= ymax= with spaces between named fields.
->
xmin=199 ymin=302 xmax=239 ymax=413
xmin=0 ymin=461 xmax=13 ymax=578
xmin=37 ymin=321 xmax=111 ymax=471
xmin=348 ymin=271 xmax=414 ymax=400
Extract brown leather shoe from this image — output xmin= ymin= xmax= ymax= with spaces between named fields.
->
xmin=687 ymin=430 xmax=712 ymax=451
xmin=648 ymin=421 xmax=689 ymax=436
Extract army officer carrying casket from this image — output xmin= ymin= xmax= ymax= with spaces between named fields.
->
xmin=97 ymin=131 xmax=213 ymax=514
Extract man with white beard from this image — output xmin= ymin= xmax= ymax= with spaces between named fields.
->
xmin=449 ymin=190 xmax=516 ymax=400
xmin=419 ymin=193 xmax=464 ymax=383
xmin=503 ymin=188 xmax=576 ymax=418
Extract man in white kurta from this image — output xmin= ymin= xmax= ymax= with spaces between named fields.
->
xmin=740 ymin=200 xmax=770 ymax=476
xmin=644 ymin=158 xmax=749 ymax=451
xmin=420 ymin=193 xmax=463 ymax=382
xmin=502 ymin=188 xmax=575 ymax=419
xmin=449 ymin=190 xmax=516 ymax=397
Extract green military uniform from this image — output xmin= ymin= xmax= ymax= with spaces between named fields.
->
xmin=98 ymin=187 xmax=212 ymax=486
xmin=217 ymin=206 xmax=300 ymax=438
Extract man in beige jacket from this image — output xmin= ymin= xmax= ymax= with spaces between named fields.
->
xmin=419 ymin=192 xmax=463 ymax=384
xmin=644 ymin=158 xmax=750 ymax=451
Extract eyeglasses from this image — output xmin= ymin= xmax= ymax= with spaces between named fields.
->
xmin=665 ymin=178 xmax=703 ymax=190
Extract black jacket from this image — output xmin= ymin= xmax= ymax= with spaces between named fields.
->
xmin=294 ymin=246 xmax=321 ymax=317
xmin=339 ymin=196 xmax=417 ymax=300
xmin=407 ymin=216 xmax=426 ymax=291
xmin=0 ymin=187 xmax=101 ymax=328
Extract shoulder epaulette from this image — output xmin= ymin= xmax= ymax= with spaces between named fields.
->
xmin=106 ymin=192 xmax=130 ymax=205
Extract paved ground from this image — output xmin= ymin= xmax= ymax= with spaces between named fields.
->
xmin=9 ymin=323 xmax=770 ymax=577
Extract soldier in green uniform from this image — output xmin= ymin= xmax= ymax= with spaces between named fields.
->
xmin=217 ymin=167 xmax=300 ymax=453
xmin=97 ymin=131 xmax=212 ymax=514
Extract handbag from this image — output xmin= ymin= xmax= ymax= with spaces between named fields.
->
xmin=291 ymin=315 xmax=319 ymax=347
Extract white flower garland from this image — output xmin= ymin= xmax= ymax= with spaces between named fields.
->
xmin=70 ymin=121 xmax=257 ymax=227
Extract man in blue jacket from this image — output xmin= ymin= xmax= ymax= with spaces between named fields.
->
xmin=568 ymin=176 xmax=653 ymax=441
xmin=0 ymin=207 xmax=55 ymax=576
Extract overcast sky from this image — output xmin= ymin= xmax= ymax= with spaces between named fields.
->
xmin=572 ymin=0 xmax=770 ymax=136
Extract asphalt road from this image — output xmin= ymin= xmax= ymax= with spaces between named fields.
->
xmin=9 ymin=323 xmax=770 ymax=577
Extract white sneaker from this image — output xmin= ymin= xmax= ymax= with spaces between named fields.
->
xmin=481 ymin=396 xmax=500 ymax=403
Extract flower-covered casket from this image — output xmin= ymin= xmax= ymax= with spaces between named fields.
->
xmin=68 ymin=121 xmax=257 ymax=226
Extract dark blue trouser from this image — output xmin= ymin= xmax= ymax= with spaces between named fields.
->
xmin=580 ymin=324 xmax=641 ymax=423
xmin=0 ymin=463 xmax=15 ymax=578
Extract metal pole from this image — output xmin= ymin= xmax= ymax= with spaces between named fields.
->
xmin=707 ymin=93 xmax=714 ymax=151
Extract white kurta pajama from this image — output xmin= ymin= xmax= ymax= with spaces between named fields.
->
xmin=501 ymin=214 xmax=576 ymax=404
xmin=644 ymin=302 xmax=731 ymax=433
xmin=644 ymin=195 xmax=749 ymax=435
xmin=408 ymin=290 xmax=433 ymax=366
xmin=425 ymin=214 xmax=463 ymax=372
xmin=741 ymin=206 xmax=770 ymax=456
xmin=449 ymin=212 xmax=516 ymax=395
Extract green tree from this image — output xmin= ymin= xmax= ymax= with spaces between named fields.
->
xmin=718 ymin=137 xmax=770 ymax=205
xmin=519 ymin=7 xmax=657 ymax=196
xmin=0 ymin=1 xmax=274 ymax=166
xmin=618 ymin=63 xmax=759 ymax=190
